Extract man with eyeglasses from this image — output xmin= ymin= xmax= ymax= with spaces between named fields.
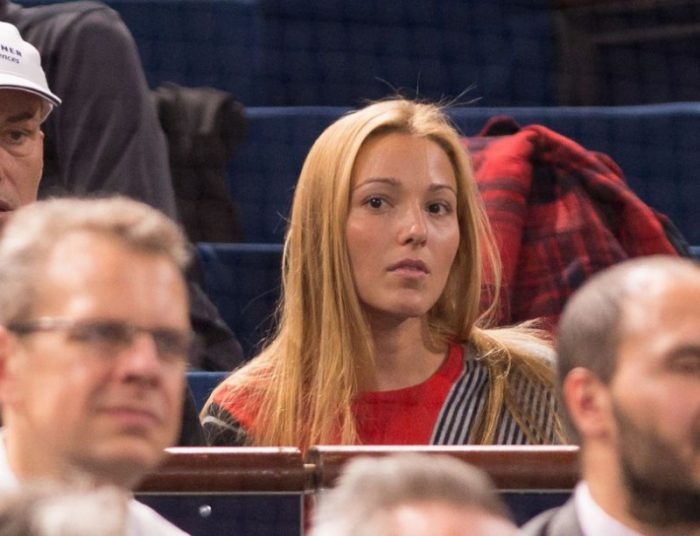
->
xmin=0 ymin=197 xmax=191 ymax=534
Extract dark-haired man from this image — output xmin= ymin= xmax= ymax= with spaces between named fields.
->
xmin=522 ymin=255 xmax=700 ymax=536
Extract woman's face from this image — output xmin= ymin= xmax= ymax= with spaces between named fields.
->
xmin=346 ymin=132 xmax=460 ymax=321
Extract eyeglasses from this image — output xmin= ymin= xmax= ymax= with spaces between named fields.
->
xmin=7 ymin=317 xmax=193 ymax=364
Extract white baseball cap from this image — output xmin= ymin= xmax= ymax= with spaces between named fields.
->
xmin=0 ymin=21 xmax=61 ymax=114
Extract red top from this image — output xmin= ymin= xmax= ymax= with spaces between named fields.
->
xmin=205 ymin=341 xmax=560 ymax=446
xmin=352 ymin=343 xmax=465 ymax=444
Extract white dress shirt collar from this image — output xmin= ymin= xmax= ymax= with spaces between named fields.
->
xmin=0 ymin=430 xmax=20 ymax=492
xmin=575 ymin=481 xmax=643 ymax=536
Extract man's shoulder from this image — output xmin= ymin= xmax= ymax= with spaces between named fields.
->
xmin=519 ymin=497 xmax=582 ymax=536
xmin=128 ymin=499 xmax=190 ymax=536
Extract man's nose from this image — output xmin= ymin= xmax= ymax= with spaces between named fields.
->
xmin=114 ymin=333 xmax=163 ymax=386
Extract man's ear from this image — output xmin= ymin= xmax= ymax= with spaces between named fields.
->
xmin=562 ymin=367 xmax=614 ymax=441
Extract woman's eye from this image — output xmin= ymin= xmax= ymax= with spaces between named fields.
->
xmin=427 ymin=202 xmax=451 ymax=215
xmin=367 ymin=197 xmax=385 ymax=209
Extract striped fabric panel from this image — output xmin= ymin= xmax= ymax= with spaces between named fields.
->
xmin=506 ymin=367 xmax=559 ymax=444
xmin=431 ymin=349 xmax=556 ymax=445
xmin=201 ymin=402 xmax=249 ymax=446
xmin=431 ymin=349 xmax=490 ymax=445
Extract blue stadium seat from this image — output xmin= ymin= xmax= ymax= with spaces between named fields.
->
xmin=105 ymin=0 xmax=263 ymax=103
xmin=16 ymin=1 xmax=700 ymax=107
xmin=196 ymin=242 xmax=283 ymax=358
xmin=187 ymin=371 xmax=228 ymax=411
xmin=259 ymin=0 xmax=556 ymax=106
xmin=16 ymin=0 xmax=264 ymax=103
xmin=228 ymin=107 xmax=345 ymax=242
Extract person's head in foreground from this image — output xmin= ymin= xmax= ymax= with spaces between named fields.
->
xmin=203 ymin=98 xmax=564 ymax=449
xmin=0 ymin=481 xmax=128 ymax=536
xmin=0 ymin=196 xmax=191 ymax=490
xmin=0 ymin=21 xmax=60 ymax=231
xmin=523 ymin=255 xmax=700 ymax=536
xmin=310 ymin=453 xmax=517 ymax=536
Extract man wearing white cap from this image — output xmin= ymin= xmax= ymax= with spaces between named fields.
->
xmin=0 ymin=18 xmax=211 ymax=440
xmin=1 ymin=3 xmax=244 ymax=372
xmin=0 ymin=21 xmax=59 ymax=231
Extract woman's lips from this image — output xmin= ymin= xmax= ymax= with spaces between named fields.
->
xmin=388 ymin=259 xmax=429 ymax=277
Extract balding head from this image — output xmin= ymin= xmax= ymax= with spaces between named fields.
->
xmin=557 ymin=255 xmax=700 ymax=387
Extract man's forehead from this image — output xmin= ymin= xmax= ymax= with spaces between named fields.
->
xmin=621 ymin=270 xmax=700 ymax=321
xmin=0 ymin=88 xmax=45 ymax=120
xmin=44 ymin=231 xmax=165 ymax=275
xmin=616 ymin=272 xmax=700 ymax=364
xmin=34 ymin=231 xmax=186 ymax=318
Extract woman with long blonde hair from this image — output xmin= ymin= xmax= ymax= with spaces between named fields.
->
xmin=202 ymin=99 xmax=564 ymax=448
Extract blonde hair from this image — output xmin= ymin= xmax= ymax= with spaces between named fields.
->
xmin=205 ymin=99 xmax=562 ymax=447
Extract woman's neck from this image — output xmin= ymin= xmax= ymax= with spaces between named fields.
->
xmin=367 ymin=314 xmax=448 ymax=391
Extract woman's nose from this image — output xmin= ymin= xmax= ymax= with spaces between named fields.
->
xmin=398 ymin=205 xmax=427 ymax=246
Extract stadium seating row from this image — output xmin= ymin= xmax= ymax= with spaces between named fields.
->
xmin=19 ymin=0 xmax=700 ymax=107
xmin=196 ymin=243 xmax=700 ymax=359
xmin=197 ymin=103 xmax=700 ymax=358
xmin=228 ymin=104 xmax=700 ymax=245
xmin=14 ymin=2 xmax=700 ymax=361
xmin=196 ymin=240 xmax=700 ymax=360
xmin=18 ymin=0 xmax=557 ymax=107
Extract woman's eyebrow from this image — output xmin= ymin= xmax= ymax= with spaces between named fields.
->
xmin=357 ymin=177 xmax=398 ymax=186
xmin=351 ymin=177 xmax=398 ymax=191
xmin=353 ymin=178 xmax=457 ymax=195
xmin=429 ymin=184 xmax=457 ymax=195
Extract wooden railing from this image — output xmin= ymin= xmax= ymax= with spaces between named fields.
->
xmin=137 ymin=447 xmax=310 ymax=493
xmin=137 ymin=446 xmax=579 ymax=494
xmin=307 ymin=445 xmax=579 ymax=491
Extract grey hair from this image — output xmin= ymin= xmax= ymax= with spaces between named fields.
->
xmin=0 ymin=482 xmax=128 ymax=536
xmin=310 ymin=454 xmax=511 ymax=536
xmin=0 ymin=196 xmax=190 ymax=325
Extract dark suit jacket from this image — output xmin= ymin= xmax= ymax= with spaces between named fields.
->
xmin=520 ymin=497 xmax=584 ymax=536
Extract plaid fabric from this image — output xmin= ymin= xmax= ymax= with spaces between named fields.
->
xmin=464 ymin=117 xmax=681 ymax=329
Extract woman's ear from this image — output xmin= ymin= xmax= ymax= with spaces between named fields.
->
xmin=562 ymin=367 xmax=615 ymax=441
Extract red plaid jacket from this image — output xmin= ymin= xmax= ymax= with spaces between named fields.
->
xmin=464 ymin=117 xmax=683 ymax=329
